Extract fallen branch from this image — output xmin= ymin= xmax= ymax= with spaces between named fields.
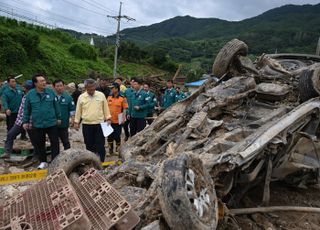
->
xmin=229 ymin=206 xmax=320 ymax=215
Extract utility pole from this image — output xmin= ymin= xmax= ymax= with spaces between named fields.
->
xmin=107 ymin=2 xmax=135 ymax=79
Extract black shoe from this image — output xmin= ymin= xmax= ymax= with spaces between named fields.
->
xmin=0 ymin=152 xmax=10 ymax=159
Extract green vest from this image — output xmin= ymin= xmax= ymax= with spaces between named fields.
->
xmin=124 ymin=87 xmax=135 ymax=116
xmin=56 ymin=92 xmax=75 ymax=128
xmin=23 ymin=88 xmax=61 ymax=128
xmin=145 ymin=91 xmax=157 ymax=115
xmin=1 ymin=85 xmax=23 ymax=113
xmin=131 ymin=89 xmax=151 ymax=118
xmin=163 ymin=88 xmax=177 ymax=109
xmin=175 ymin=92 xmax=187 ymax=102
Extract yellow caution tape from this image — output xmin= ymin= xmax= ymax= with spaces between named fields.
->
xmin=0 ymin=170 xmax=47 ymax=186
xmin=0 ymin=161 xmax=122 ymax=185
xmin=101 ymin=160 xmax=122 ymax=167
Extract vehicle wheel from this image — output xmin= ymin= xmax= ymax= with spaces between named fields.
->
xmin=277 ymin=59 xmax=307 ymax=71
xmin=298 ymin=68 xmax=320 ymax=102
xmin=48 ymin=149 xmax=102 ymax=176
xmin=158 ymin=154 xmax=218 ymax=230
xmin=212 ymin=39 xmax=248 ymax=78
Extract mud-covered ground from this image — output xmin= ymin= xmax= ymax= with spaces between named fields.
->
xmin=219 ymin=182 xmax=320 ymax=230
xmin=1 ymin=120 xmax=320 ymax=229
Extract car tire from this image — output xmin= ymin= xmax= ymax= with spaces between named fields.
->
xmin=212 ymin=39 xmax=248 ymax=78
xmin=48 ymin=148 xmax=102 ymax=176
xmin=299 ymin=68 xmax=320 ymax=102
xmin=158 ymin=154 xmax=218 ymax=230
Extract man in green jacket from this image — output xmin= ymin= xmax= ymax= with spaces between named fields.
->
xmin=163 ymin=80 xmax=177 ymax=109
xmin=143 ymin=82 xmax=157 ymax=125
xmin=23 ymin=74 xmax=61 ymax=169
xmin=123 ymin=77 xmax=136 ymax=140
xmin=175 ymin=87 xmax=187 ymax=102
xmin=130 ymin=79 xmax=150 ymax=136
xmin=2 ymin=76 xmax=24 ymax=132
xmin=53 ymin=79 xmax=75 ymax=150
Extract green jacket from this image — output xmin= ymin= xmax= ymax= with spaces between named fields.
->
xmin=130 ymin=89 xmax=151 ymax=118
xmin=1 ymin=85 xmax=23 ymax=113
xmin=175 ymin=92 xmax=187 ymax=102
xmin=23 ymin=88 xmax=61 ymax=128
xmin=56 ymin=92 xmax=75 ymax=128
xmin=145 ymin=91 xmax=157 ymax=115
xmin=0 ymin=83 xmax=8 ymax=97
xmin=163 ymin=88 xmax=177 ymax=109
xmin=124 ymin=87 xmax=135 ymax=116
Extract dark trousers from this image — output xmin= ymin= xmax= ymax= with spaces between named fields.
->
xmin=5 ymin=124 xmax=38 ymax=158
xmin=130 ymin=118 xmax=146 ymax=136
xmin=33 ymin=126 xmax=60 ymax=162
xmin=6 ymin=113 xmax=26 ymax=138
xmin=82 ymin=124 xmax=105 ymax=162
xmin=108 ymin=124 xmax=122 ymax=144
xmin=6 ymin=113 xmax=17 ymax=131
xmin=58 ymin=127 xmax=70 ymax=150
xmin=123 ymin=119 xmax=130 ymax=138
xmin=146 ymin=113 xmax=153 ymax=125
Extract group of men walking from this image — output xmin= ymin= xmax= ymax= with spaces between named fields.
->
xmin=0 ymin=74 xmax=187 ymax=169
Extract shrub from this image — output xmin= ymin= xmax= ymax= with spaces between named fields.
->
xmin=69 ymin=43 xmax=97 ymax=60
xmin=0 ymin=35 xmax=27 ymax=66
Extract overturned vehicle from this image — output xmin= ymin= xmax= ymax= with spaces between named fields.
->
xmin=50 ymin=39 xmax=320 ymax=229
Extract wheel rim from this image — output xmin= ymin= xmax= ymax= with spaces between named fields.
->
xmin=185 ymin=168 xmax=211 ymax=218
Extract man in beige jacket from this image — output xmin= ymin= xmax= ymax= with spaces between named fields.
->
xmin=74 ymin=78 xmax=111 ymax=162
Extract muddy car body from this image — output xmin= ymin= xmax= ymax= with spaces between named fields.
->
xmin=109 ymin=39 xmax=320 ymax=229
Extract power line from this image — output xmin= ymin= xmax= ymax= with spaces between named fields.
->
xmin=61 ymin=0 xmax=107 ymax=17
xmin=78 ymin=0 xmax=117 ymax=14
xmin=0 ymin=7 xmax=55 ymax=28
xmin=107 ymin=2 xmax=135 ymax=79
xmin=2 ymin=0 xmax=108 ymax=34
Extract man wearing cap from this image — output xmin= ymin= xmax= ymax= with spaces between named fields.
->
xmin=143 ymin=82 xmax=157 ymax=125
xmin=23 ymin=74 xmax=61 ymax=169
xmin=2 ymin=75 xmax=24 ymax=133
xmin=130 ymin=79 xmax=151 ymax=136
xmin=115 ymin=77 xmax=127 ymax=94
xmin=1 ymin=80 xmax=38 ymax=160
xmin=53 ymin=79 xmax=76 ymax=150
xmin=107 ymin=83 xmax=128 ymax=155
xmin=74 ymin=78 xmax=112 ymax=162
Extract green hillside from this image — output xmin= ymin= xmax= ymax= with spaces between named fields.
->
xmin=0 ymin=17 xmax=166 ymax=83
xmin=69 ymin=3 xmax=320 ymax=80
xmin=119 ymin=3 xmax=320 ymax=54
xmin=111 ymin=3 xmax=320 ymax=77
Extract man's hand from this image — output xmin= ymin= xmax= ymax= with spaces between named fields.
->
xmin=57 ymin=120 xmax=62 ymax=126
xmin=74 ymin=122 xmax=79 ymax=131
xmin=70 ymin=117 xmax=75 ymax=127
xmin=22 ymin=123 xmax=29 ymax=131
xmin=121 ymin=115 xmax=126 ymax=124
xmin=134 ymin=106 xmax=140 ymax=110
xmin=107 ymin=119 xmax=112 ymax=125
xmin=5 ymin=109 xmax=11 ymax=116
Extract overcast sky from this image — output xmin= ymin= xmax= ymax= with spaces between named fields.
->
xmin=0 ymin=0 xmax=319 ymax=35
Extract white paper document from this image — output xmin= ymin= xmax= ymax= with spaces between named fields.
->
xmin=118 ymin=113 xmax=124 ymax=125
xmin=100 ymin=122 xmax=114 ymax=137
